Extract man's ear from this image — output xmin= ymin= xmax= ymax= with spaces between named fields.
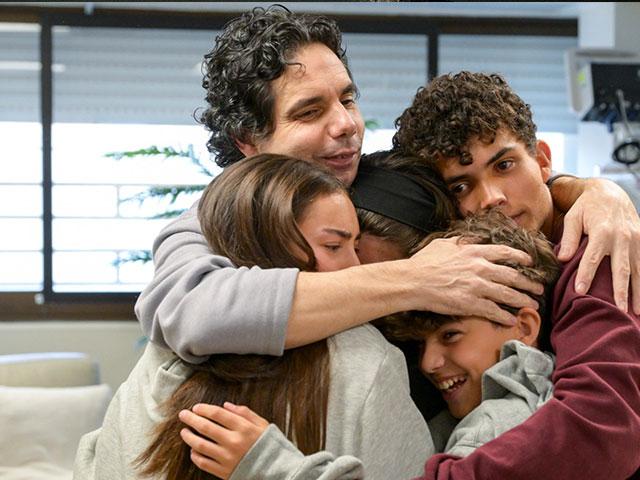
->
xmin=514 ymin=307 xmax=541 ymax=347
xmin=235 ymin=137 xmax=260 ymax=157
xmin=536 ymin=140 xmax=552 ymax=183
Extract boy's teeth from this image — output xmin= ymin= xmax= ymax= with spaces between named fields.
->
xmin=437 ymin=375 xmax=465 ymax=391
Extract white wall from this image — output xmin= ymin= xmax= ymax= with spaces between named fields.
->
xmin=0 ymin=321 xmax=145 ymax=391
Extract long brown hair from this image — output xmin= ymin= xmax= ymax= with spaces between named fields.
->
xmin=136 ymin=154 xmax=348 ymax=479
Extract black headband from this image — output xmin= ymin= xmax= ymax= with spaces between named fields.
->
xmin=350 ymin=166 xmax=439 ymax=233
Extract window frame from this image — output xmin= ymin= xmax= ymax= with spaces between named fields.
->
xmin=0 ymin=5 xmax=577 ymax=320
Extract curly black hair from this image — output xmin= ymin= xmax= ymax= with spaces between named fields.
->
xmin=199 ymin=5 xmax=350 ymax=168
xmin=393 ymin=71 xmax=537 ymax=166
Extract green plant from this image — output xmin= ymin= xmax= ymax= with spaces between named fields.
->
xmin=107 ymin=145 xmax=215 ymax=266
xmin=107 ymin=145 xmax=215 ymax=218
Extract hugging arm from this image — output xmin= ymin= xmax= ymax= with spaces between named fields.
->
xmin=181 ymin=338 xmax=433 ymax=480
xmin=549 ymin=175 xmax=640 ymax=314
xmin=137 ymin=205 xmax=545 ymax=362
xmin=134 ymin=204 xmax=299 ymax=362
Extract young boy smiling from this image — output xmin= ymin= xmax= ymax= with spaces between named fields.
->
xmin=384 ymin=209 xmax=560 ymax=457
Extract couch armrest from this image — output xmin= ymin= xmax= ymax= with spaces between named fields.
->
xmin=0 ymin=352 xmax=99 ymax=387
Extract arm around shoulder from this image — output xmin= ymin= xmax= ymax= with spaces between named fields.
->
xmin=135 ymin=203 xmax=299 ymax=362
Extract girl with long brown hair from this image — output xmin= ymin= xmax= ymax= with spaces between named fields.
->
xmin=74 ymin=153 xmax=432 ymax=480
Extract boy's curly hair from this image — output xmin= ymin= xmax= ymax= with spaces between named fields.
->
xmin=376 ymin=209 xmax=560 ymax=351
xmin=199 ymin=5 xmax=350 ymax=168
xmin=393 ymin=71 xmax=537 ymax=166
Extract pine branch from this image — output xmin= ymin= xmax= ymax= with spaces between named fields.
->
xmin=105 ymin=145 xmax=192 ymax=160
xmin=151 ymin=208 xmax=189 ymax=219
xmin=121 ymin=185 xmax=205 ymax=205
xmin=113 ymin=250 xmax=152 ymax=266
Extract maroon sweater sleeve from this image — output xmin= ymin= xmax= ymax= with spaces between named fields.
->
xmin=417 ymin=236 xmax=640 ymax=480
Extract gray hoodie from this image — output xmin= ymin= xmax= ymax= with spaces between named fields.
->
xmin=226 ymin=339 xmax=555 ymax=480
xmin=73 ymin=324 xmax=434 ymax=480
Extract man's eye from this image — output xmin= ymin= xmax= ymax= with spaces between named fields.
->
xmin=342 ymin=97 xmax=355 ymax=107
xmin=297 ymin=109 xmax=319 ymax=120
xmin=325 ymin=244 xmax=340 ymax=252
xmin=496 ymin=159 xmax=514 ymax=171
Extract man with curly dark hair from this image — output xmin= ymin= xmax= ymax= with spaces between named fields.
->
xmin=391 ymin=71 xmax=640 ymax=479
xmin=198 ymin=6 xmax=360 ymax=182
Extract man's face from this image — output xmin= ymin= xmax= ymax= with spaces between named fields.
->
xmin=244 ymin=42 xmax=364 ymax=187
xmin=439 ymin=130 xmax=553 ymax=235
xmin=420 ymin=318 xmax=518 ymax=418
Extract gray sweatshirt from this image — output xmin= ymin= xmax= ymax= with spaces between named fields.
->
xmin=443 ymin=340 xmax=555 ymax=457
xmin=227 ymin=339 xmax=555 ymax=480
xmin=73 ymin=324 xmax=434 ymax=480
xmin=135 ymin=203 xmax=298 ymax=363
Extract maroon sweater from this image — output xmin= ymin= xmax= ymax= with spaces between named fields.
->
xmin=418 ymin=234 xmax=640 ymax=479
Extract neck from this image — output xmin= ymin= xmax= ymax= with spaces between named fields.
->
xmin=542 ymin=206 xmax=564 ymax=242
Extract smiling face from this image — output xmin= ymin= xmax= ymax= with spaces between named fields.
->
xmin=420 ymin=318 xmax=518 ymax=418
xmin=297 ymin=191 xmax=361 ymax=272
xmin=420 ymin=306 xmax=542 ymax=419
xmin=440 ymin=129 xmax=554 ymax=236
xmin=241 ymin=43 xmax=365 ymax=187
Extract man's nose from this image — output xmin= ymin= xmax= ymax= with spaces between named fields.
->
xmin=478 ymin=182 xmax=507 ymax=210
xmin=328 ymin=103 xmax=359 ymax=138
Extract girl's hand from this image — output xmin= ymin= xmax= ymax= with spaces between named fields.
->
xmin=179 ymin=402 xmax=269 ymax=479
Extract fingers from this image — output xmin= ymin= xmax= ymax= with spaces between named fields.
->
xmin=484 ymin=282 xmax=539 ymax=311
xmin=180 ymin=426 xmax=225 ymax=461
xmin=179 ymin=408 xmax=230 ymax=442
xmin=222 ymin=402 xmax=270 ymax=429
xmin=573 ymin=242 xmax=605 ymax=295
xmin=610 ymin=239 xmax=631 ymax=312
xmin=557 ymin=210 xmax=583 ymax=261
xmin=485 ymin=263 xmax=544 ymax=296
xmin=469 ymin=299 xmax=518 ymax=326
xmin=468 ymin=243 xmax=533 ymax=267
xmin=190 ymin=450 xmax=228 ymax=479
xmin=190 ymin=403 xmax=247 ymax=430
xmin=632 ymin=253 xmax=640 ymax=315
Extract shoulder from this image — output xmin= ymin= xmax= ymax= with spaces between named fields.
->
xmin=327 ymin=324 xmax=409 ymax=401
xmin=329 ymin=324 xmax=403 ymax=366
xmin=551 ymin=234 xmax=637 ymax=324
xmin=446 ymin=396 xmax=531 ymax=455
